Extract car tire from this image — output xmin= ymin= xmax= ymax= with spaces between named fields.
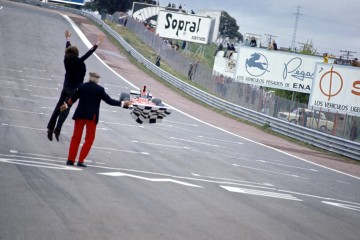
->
xmin=119 ymin=92 xmax=130 ymax=102
xmin=152 ymin=98 xmax=162 ymax=106
xmin=290 ymin=119 xmax=297 ymax=124
xmin=319 ymin=125 xmax=327 ymax=132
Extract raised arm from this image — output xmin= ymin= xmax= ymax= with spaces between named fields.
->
xmin=65 ymin=30 xmax=71 ymax=48
xmin=80 ymin=34 xmax=103 ymax=61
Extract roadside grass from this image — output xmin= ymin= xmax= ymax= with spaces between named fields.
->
xmin=96 ymin=21 xmax=359 ymax=164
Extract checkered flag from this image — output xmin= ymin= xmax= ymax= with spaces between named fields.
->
xmin=130 ymin=104 xmax=172 ymax=124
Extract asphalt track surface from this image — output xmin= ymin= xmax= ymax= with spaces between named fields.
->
xmin=0 ymin=1 xmax=359 ymax=240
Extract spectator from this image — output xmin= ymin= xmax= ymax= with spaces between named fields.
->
xmin=47 ymin=30 xmax=102 ymax=142
xmin=174 ymin=41 xmax=179 ymax=50
xmin=227 ymin=44 xmax=236 ymax=58
xmin=216 ymin=74 xmax=225 ymax=93
xmin=249 ymin=37 xmax=257 ymax=47
xmin=350 ymin=120 xmax=358 ymax=141
xmin=272 ymin=96 xmax=278 ymax=117
xmin=155 ymin=55 xmax=161 ymax=67
xmin=60 ymin=72 xmax=130 ymax=167
xmin=272 ymin=40 xmax=278 ymax=50
xmin=323 ymin=53 xmax=329 ymax=63
xmin=188 ymin=63 xmax=193 ymax=80
xmin=350 ymin=58 xmax=360 ymax=67
xmin=181 ymin=41 xmax=187 ymax=50
xmin=222 ymin=76 xmax=232 ymax=97
xmin=298 ymin=108 xmax=308 ymax=127
xmin=268 ymin=40 xmax=277 ymax=50
xmin=192 ymin=60 xmax=200 ymax=79
xmin=223 ymin=42 xmax=231 ymax=57
xmin=244 ymin=38 xmax=249 ymax=46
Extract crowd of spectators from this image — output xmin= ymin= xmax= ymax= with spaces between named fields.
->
xmin=162 ymin=38 xmax=180 ymax=50
xmin=166 ymin=2 xmax=195 ymax=14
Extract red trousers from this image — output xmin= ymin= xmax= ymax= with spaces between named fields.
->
xmin=68 ymin=119 xmax=97 ymax=164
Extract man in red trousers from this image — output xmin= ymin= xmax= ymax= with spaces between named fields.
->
xmin=60 ymin=72 xmax=130 ymax=167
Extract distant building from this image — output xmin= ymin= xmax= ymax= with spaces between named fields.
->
xmin=197 ymin=10 xmax=222 ymax=43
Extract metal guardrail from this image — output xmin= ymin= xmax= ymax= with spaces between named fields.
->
xmin=19 ymin=1 xmax=360 ymax=161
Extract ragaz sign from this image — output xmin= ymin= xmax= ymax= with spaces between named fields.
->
xmin=234 ymin=46 xmax=325 ymax=93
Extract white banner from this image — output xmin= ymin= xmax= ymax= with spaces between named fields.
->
xmin=156 ymin=10 xmax=212 ymax=44
xmin=213 ymin=51 xmax=237 ymax=78
xmin=234 ymin=46 xmax=325 ymax=93
xmin=309 ymin=63 xmax=360 ymax=116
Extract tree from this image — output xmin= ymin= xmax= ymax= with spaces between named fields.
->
xmin=274 ymin=89 xmax=309 ymax=104
xmin=84 ymin=0 xmax=134 ymax=14
xmin=298 ymin=40 xmax=317 ymax=55
xmin=219 ymin=11 xmax=243 ymax=42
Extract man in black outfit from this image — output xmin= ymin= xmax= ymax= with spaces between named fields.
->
xmin=47 ymin=30 xmax=102 ymax=141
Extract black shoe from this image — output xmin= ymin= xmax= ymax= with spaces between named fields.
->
xmin=53 ymin=130 xmax=60 ymax=142
xmin=47 ymin=130 xmax=53 ymax=141
xmin=66 ymin=160 xmax=74 ymax=166
xmin=77 ymin=162 xmax=87 ymax=167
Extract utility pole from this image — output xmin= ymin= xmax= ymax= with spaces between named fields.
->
xmin=340 ymin=50 xmax=357 ymax=61
xmin=291 ymin=6 xmax=302 ymax=51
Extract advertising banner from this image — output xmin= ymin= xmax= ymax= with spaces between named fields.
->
xmin=234 ymin=46 xmax=325 ymax=93
xmin=309 ymin=63 xmax=360 ymax=116
xmin=156 ymin=10 xmax=212 ymax=44
xmin=212 ymin=51 xmax=237 ymax=78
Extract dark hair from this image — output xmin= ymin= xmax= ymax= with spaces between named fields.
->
xmin=65 ymin=46 xmax=79 ymax=58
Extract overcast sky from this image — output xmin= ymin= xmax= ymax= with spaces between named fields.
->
xmin=160 ymin=0 xmax=360 ymax=59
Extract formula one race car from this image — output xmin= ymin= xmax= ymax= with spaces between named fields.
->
xmin=119 ymin=85 xmax=171 ymax=124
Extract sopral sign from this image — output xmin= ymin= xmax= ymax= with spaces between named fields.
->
xmin=309 ymin=63 xmax=360 ymax=116
xmin=234 ymin=46 xmax=325 ymax=93
xmin=156 ymin=10 xmax=212 ymax=44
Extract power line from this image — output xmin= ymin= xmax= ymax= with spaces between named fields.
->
xmin=302 ymin=14 xmax=360 ymax=29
